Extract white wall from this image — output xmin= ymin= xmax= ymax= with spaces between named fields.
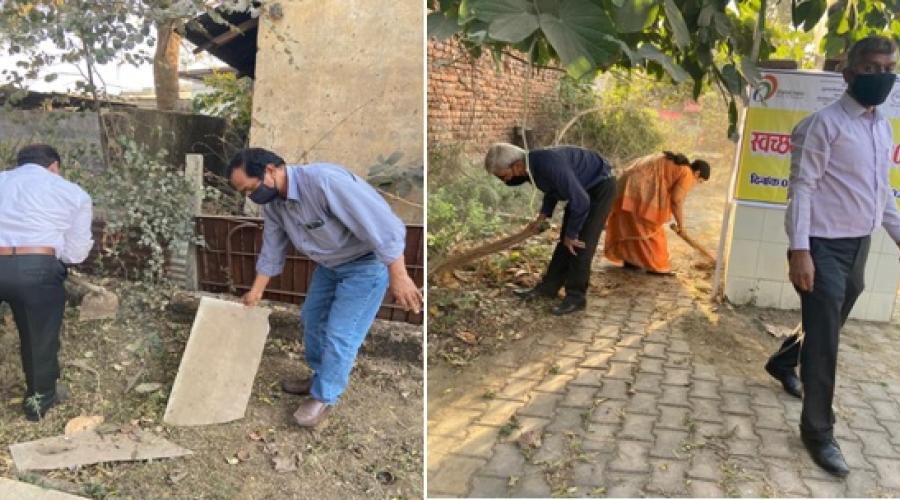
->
xmin=724 ymin=202 xmax=900 ymax=322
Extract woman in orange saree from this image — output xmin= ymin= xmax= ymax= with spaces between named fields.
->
xmin=604 ymin=151 xmax=710 ymax=274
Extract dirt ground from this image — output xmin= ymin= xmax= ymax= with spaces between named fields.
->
xmin=0 ymin=284 xmax=423 ymax=499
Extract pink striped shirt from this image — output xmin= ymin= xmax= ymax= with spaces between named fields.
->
xmin=786 ymin=92 xmax=900 ymax=250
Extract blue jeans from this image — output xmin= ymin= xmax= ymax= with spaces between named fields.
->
xmin=300 ymin=254 xmax=388 ymax=404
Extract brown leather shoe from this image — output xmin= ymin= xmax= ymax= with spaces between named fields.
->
xmin=280 ymin=378 xmax=313 ymax=395
xmin=293 ymin=398 xmax=333 ymax=428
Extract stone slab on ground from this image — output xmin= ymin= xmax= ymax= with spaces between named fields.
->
xmin=0 ymin=478 xmax=87 ymax=499
xmin=9 ymin=430 xmax=191 ymax=471
xmin=164 ymin=297 xmax=271 ymax=426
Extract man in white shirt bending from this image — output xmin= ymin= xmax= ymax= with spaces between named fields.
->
xmin=0 ymin=144 xmax=93 ymax=421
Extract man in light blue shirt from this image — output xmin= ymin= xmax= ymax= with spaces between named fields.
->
xmin=227 ymin=148 xmax=421 ymax=428
xmin=0 ymin=144 xmax=93 ymax=421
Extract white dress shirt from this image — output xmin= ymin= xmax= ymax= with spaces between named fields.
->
xmin=0 ymin=163 xmax=94 ymax=263
xmin=786 ymin=93 xmax=900 ymax=250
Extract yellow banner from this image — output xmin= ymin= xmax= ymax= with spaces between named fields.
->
xmin=734 ymin=71 xmax=900 ymax=209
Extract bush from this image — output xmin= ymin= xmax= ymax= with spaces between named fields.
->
xmin=427 ymin=145 xmax=540 ymax=259
xmin=192 ymin=71 xmax=252 ymax=140
xmin=544 ymin=75 xmax=666 ymax=168
xmin=65 ymin=138 xmax=218 ymax=300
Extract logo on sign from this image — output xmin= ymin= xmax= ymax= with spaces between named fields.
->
xmin=751 ymin=75 xmax=779 ymax=102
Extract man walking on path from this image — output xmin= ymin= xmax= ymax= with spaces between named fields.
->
xmin=228 ymin=148 xmax=422 ymax=428
xmin=484 ymin=143 xmax=617 ymax=316
xmin=765 ymin=36 xmax=900 ymax=477
xmin=0 ymin=144 xmax=94 ymax=421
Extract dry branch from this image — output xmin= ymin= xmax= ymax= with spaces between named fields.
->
xmin=428 ymin=223 xmax=547 ymax=277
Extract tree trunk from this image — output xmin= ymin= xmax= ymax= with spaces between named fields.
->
xmin=154 ymin=20 xmax=181 ymax=111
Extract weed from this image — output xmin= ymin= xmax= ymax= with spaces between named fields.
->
xmin=499 ymin=416 xmax=521 ymax=438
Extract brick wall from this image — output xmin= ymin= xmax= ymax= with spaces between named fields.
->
xmin=428 ymin=39 xmax=563 ymax=154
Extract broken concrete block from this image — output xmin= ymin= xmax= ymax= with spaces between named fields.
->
xmin=163 ymin=297 xmax=271 ymax=426
xmin=0 ymin=478 xmax=87 ymax=499
xmin=8 ymin=430 xmax=191 ymax=471
xmin=65 ymin=274 xmax=119 ymax=321
xmin=77 ymin=290 xmax=118 ymax=322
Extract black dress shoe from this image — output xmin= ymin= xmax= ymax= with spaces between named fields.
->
xmin=552 ymin=298 xmax=586 ymax=316
xmin=802 ymin=434 xmax=850 ymax=477
xmin=765 ymin=360 xmax=802 ymax=398
xmin=513 ymin=286 xmax=554 ymax=300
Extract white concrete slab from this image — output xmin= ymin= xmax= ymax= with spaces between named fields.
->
xmin=163 ymin=297 xmax=271 ymax=426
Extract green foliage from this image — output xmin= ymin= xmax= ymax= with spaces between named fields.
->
xmin=191 ymin=71 xmax=253 ymax=138
xmin=427 ymin=145 xmax=523 ymax=258
xmin=66 ymin=138 xmax=217 ymax=304
xmin=429 ymin=0 xmax=898 ymax=138
xmin=547 ymin=76 xmax=665 ymax=166
xmin=0 ymin=1 xmax=162 ymax=93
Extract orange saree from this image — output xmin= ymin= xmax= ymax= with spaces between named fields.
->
xmin=603 ymin=153 xmax=695 ymax=273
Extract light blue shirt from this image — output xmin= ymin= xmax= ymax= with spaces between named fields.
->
xmin=0 ymin=163 xmax=93 ymax=263
xmin=256 ymin=163 xmax=406 ymax=274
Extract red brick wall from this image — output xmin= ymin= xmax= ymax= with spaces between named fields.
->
xmin=428 ymin=39 xmax=563 ymax=153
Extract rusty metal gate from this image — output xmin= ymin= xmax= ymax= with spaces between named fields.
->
xmin=195 ymin=215 xmax=424 ymax=324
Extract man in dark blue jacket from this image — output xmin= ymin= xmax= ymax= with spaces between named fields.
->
xmin=485 ymin=143 xmax=616 ymax=315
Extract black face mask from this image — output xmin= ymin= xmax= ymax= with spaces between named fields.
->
xmin=504 ymin=175 xmax=531 ymax=186
xmin=249 ymin=175 xmax=279 ymax=204
xmin=850 ymin=72 xmax=896 ymax=107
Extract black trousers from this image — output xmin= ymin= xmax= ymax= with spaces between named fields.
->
xmin=0 ymin=255 xmax=67 ymax=397
xmin=768 ymin=236 xmax=869 ymax=440
xmin=537 ymin=176 xmax=616 ymax=302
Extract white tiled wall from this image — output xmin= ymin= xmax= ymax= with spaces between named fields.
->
xmin=723 ymin=203 xmax=900 ymax=322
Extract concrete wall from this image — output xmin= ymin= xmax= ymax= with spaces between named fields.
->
xmin=0 ymin=109 xmax=229 ymax=176
xmin=103 ymin=108 xmax=229 ymax=176
xmin=250 ymin=1 xmax=423 ymax=222
xmin=428 ymin=39 xmax=562 ymax=153
xmin=0 ymin=111 xmax=103 ymax=170
xmin=723 ymin=202 xmax=900 ymax=322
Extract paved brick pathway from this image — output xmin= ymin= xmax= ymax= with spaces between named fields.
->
xmin=427 ymin=288 xmax=900 ymax=497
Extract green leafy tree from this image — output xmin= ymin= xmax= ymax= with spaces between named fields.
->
xmin=0 ymin=1 xmax=251 ymax=163
xmin=429 ymin=0 xmax=898 ymax=138
xmin=0 ymin=1 xmax=181 ymax=166
xmin=191 ymin=71 xmax=253 ymax=137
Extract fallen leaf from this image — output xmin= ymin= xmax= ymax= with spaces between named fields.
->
xmin=763 ymin=323 xmax=795 ymax=338
xmin=455 ymin=331 xmax=477 ymax=345
xmin=517 ymin=429 xmax=542 ymax=449
xmin=248 ymin=431 xmax=264 ymax=442
xmin=236 ymin=449 xmax=250 ymax=462
xmin=134 ymin=382 xmax=162 ymax=394
xmin=64 ymin=415 xmax=105 ymax=436
xmin=225 ymin=456 xmax=239 ymax=465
